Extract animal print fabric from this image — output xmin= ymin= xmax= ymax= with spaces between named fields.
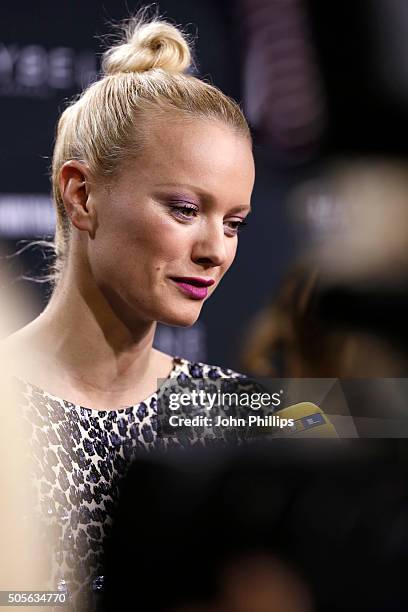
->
xmin=17 ymin=357 xmax=259 ymax=611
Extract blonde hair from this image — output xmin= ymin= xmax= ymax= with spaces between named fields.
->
xmin=50 ymin=12 xmax=251 ymax=285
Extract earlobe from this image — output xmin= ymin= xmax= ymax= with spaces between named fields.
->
xmin=59 ymin=161 xmax=96 ymax=236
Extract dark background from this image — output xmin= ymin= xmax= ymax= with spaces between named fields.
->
xmin=1 ymin=0 xmax=408 ymax=369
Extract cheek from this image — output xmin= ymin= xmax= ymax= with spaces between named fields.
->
xmin=97 ymin=209 xmax=189 ymax=273
xmin=136 ymin=218 xmax=191 ymax=265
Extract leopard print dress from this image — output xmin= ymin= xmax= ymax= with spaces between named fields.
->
xmin=17 ymin=356 xmax=259 ymax=611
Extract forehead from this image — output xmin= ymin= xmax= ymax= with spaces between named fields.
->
xmin=120 ymin=116 xmax=255 ymax=200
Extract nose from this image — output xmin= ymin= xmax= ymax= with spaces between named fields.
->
xmin=191 ymin=218 xmax=230 ymax=268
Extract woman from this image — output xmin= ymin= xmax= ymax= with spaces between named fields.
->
xmin=3 ymin=13 xmax=256 ymax=610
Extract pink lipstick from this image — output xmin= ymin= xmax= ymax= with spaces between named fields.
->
xmin=170 ymin=277 xmax=215 ymax=300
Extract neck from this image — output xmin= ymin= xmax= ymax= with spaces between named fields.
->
xmin=24 ymin=260 xmax=162 ymax=396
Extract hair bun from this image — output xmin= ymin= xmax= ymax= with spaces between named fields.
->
xmin=102 ymin=17 xmax=192 ymax=76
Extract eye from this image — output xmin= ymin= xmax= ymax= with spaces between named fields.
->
xmin=224 ymin=218 xmax=248 ymax=237
xmin=169 ymin=202 xmax=199 ymax=220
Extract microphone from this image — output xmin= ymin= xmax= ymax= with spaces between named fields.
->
xmin=270 ymin=402 xmax=339 ymax=438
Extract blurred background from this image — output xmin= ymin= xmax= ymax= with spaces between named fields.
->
xmin=1 ymin=0 xmax=408 ymax=375
xmin=2 ymin=4 xmax=408 ymax=606
xmin=101 ymin=442 xmax=408 ymax=612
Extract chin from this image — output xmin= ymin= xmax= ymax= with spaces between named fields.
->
xmin=159 ymin=305 xmax=202 ymax=327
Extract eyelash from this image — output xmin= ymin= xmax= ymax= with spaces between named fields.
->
xmin=169 ymin=203 xmax=248 ymax=236
xmin=170 ymin=203 xmax=198 ymax=220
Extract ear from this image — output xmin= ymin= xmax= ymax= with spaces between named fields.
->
xmin=59 ymin=160 xmax=96 ymax=237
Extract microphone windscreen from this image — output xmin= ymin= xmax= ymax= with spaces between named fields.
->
xmin=273 ymin=402 xmax=339 ymax=438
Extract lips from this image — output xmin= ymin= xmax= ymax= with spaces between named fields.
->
xmin=170 ymin=277 xmax=215 ymax=300
xmin=171 ymin=277 xmax=215 ymax=287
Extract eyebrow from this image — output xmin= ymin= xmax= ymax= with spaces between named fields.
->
xmin=155 ymin=182 xmax=252 ymax=214
xmin=228 ymin=204 xmax=252 ymax=214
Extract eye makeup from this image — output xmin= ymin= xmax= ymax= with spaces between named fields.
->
xmin=224 ymin=218 xmax=248 ymax=236
xmin=169 ymin=202 xmax=199 ymax=220
xmin=156 ymin=190 xmax=250 ymax=234
xmin=166 ymin=191 xmax=200 ymax=206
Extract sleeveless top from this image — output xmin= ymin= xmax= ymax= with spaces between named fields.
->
xmin=17 ymin=356 xmax=261 ymax=611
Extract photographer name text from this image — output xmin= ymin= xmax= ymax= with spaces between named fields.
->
xmin=168 ymin=414 xmax=294 ymax=429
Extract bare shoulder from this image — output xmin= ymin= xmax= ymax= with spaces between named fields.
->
xmin=0 ymin=328 xmax=26 ymax=360
xmin=1 ymin=320 xmax=37 ymax=351
xmin=0 ymin=321 xmax=44 ymax=379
